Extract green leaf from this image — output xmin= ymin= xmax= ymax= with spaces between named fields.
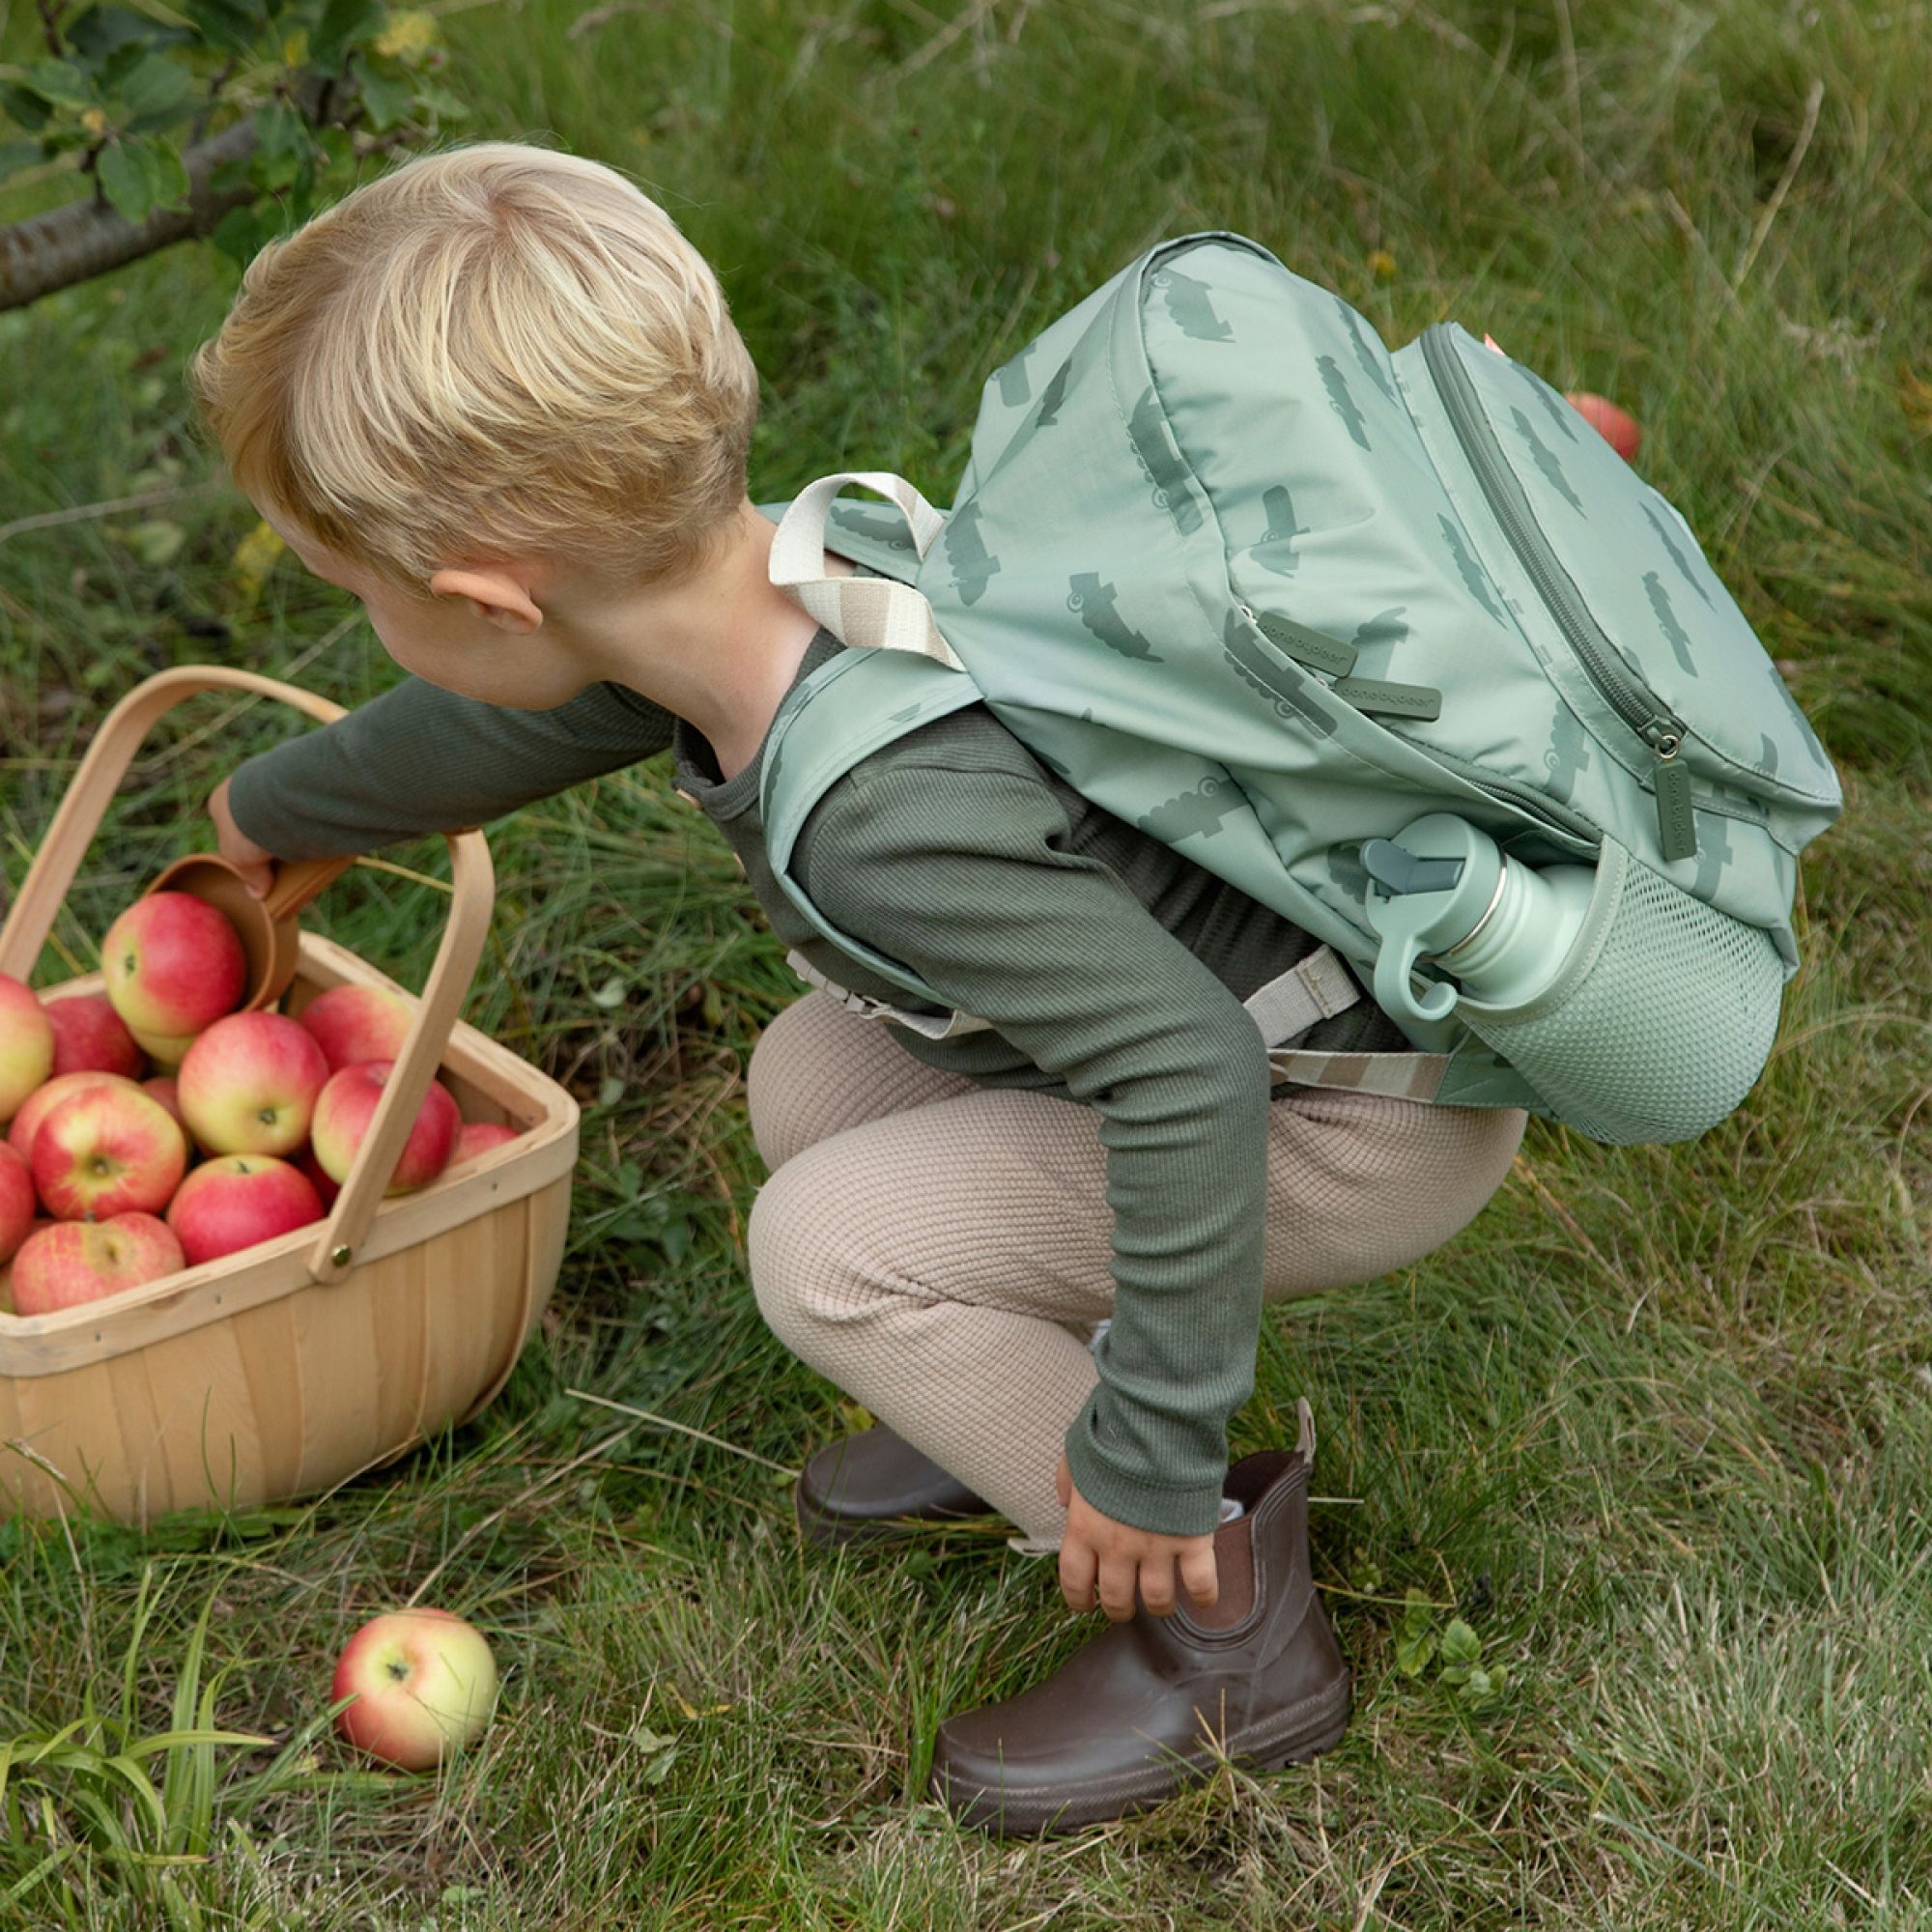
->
xmin=97 ymin=138 xmax=157 ymax=225
xmin=252 ymin=96 xmax=308 ymax=159
xmin=355 ymin=69 xmax=414 ymax=131
xmin=0 ymin=138 xmax=43 ymax=184
xmin=1439 ymin=1618 xmax=1482 ymax=1667
xmin=309 ymin=0 xmax=384 ymax=70
xmin=142 ymin=132 xmax=190 ymax=211
xmin=118 ymin=50 xmax=195 ymax=120
xmin=181 ymin=0 xmax=265 ymax=53
xmin=22 ymin=60 xmax=99 ymax=111
xmin=102 ymin=0 xmax=198 ymax=29
xmin=0 ymin=84 xmax=55 ymax=131
xmin=412 ymin=79 xmax=470 ymax=122
xmin=1394 ymin=1624 xmax=1436 ymax=1677
xmin=211 ymin=203 xmax=264 ymax=267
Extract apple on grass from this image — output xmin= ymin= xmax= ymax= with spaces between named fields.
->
xmin=1564 ymin=391 xmax=1642 ymax=462
xmin=298 ymin=984 xmax=413 ymax=1073
xmin=311 ymin=1061 xmax=460 ymax=1195
xmin=99 ymin=893 xmax=247 ymax=1064
xmin=32 ymin=1085 xmax=187 ymax=1221
xmin=10 ymin=1213 xmax=185 ymax=1316
xmin=332 ymin=1608 xmax=498 ymax=1771
xmin=178 ymin=1011 xmax=329 ymax=1158
xmin=166 ymin=1154 xmax=324 ymax=1266
xmin=0 ymin=1145 xmax=35 ymax=1266
xmin=0 ymin=974 xmax=55 ymax=1125
xmin=8 ymin=1070 xmax=145 ymax=1165
xmin=43 ymin=991 xmax=145 ymax=1081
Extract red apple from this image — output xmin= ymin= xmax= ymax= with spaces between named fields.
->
xmin=331 ymin=1608 xmax=498 ymax=1771
xmin=143 ymin=1076 xmax=187 ymax=1137
xmin=0 ymin=975 xmax=55 ymax=1125
xmin=1564 ymin=390 xmax=1641 ymax=462
xmin=178 ymin=1011 xmax=328 ymax=1158
xmin=291 ymin=1145 xmax=340 ymax=1210
xmin=11 ymin=1212 xmax=185 ymax=1315
xmin=43 ymin=991 xmax=145 ymax=1081
xmin=0 ymin=1144 xmax=35 ymax=1264
xmin=99 ymin=893 xmax=246 ymax=1049
xmin=8 ymin=1070 xmax=143 ymax=1164
xmin=310 ymin=1061 xmax=459 ymax=1196
xmin=166 ymin=1153 xmax=324 ymax=1266
xmin=298 ymin=984 xmax=413 ymax=1073
xmin=452 ymin=1121 xmax=519 ymax=1167
xmin=32 ymin=1084 xmax=187 ymax=1221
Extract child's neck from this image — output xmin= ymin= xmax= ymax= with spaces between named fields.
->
xmin=573 ymin=498 xmax=851 ymax=783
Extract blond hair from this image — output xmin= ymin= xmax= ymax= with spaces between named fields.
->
xmin=186 ymin=139 xmax=759 ymax=600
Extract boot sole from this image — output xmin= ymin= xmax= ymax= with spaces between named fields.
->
xmin=931 ymin=1667 xmax=1352 ymax=1838
xmin=794 ymin=1485 xmax=994 ymax=1549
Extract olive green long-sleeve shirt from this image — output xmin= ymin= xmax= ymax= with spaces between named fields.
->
xmin=228 ymin=629 xmax=1412 ymax=1537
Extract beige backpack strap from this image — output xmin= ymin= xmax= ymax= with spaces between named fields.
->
xmin=1266 ymin=1043 xmax=1453 ymax=1101
xmin=1241 ymin=945 xmax=1363 ymax=1046
xmin=769 ymin=471 xmax=966 ymax=672
xmin=784 ymin=949 xmax=995 ymax=1040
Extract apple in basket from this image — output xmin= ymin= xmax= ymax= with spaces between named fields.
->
xmin=0 ymin=1145 xmax=35 ymax=1266
xmin=99 ymin=892 xmax=247 ymax=1066
xmin=332 ymin=1607 xmax=499 ymax=1771
xmin=8 ymin=1070 xmax=143 ymax=1164
xmin=452 ymin=1121 xmax=519 ymax=1167
xmin=31 ymin=1083 xmax=188 ymax=1221
xmin=143 ymin=1076 xmax=188 ymax=1139
xmin=166 ymin=1154 xmax=324 ymax=1267
xmin=0 ymin=974 xmax=55 ymax=1124
xmin=298 ymin=984 xmax=413 ymax=1073
xmin=178 ymin=1011 xmax=329 ymax=1158
xmin=310 ymin=1061 xmax=459 ymax=1194
xmin=43 ymin=991 xmax=145 ymax=1081
xmin=10 ymin=1212 xmax=185 ymax=1316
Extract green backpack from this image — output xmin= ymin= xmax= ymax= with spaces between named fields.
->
xmin=756 ymin=232 xmax=1842 ymax=1146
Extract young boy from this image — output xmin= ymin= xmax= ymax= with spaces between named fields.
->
xmin=191 ymin=138 xmax=1526 ymax=1835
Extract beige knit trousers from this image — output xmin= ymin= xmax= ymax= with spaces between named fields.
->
xmin=746 ymin=991 xmax=1526 ymax=1555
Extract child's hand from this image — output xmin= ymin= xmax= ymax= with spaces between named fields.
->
xmin=206 ymin=775 xmax=279 ymax=899
xmin=1055 ymin=1450 xmax=1219 ymax=1622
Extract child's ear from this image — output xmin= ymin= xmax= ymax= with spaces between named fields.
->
xmin=429 ymin=566 xmax=542 ymax=633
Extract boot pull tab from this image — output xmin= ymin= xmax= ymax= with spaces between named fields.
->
xmin=1295 ymin=1398 xmax=1317 ymax=1471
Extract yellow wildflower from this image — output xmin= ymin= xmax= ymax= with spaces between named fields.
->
xmin=374 ymin=10 xmax=438 ymax=63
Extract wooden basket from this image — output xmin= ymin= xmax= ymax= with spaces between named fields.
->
xmin=0 ymin=667 xmax=581 ymax=1525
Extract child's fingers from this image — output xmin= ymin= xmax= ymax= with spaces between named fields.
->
xmin=1180 ymin=1544 xmax=1218 ymax=1610
xmin=1059 ymin=1539 xmax=1097 ymax=1616
xmin=1096 ymin=1553 xmax=1139 ymax=1622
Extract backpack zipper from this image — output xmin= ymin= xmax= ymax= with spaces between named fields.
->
xmin=1418 ymin=324 xmax=1697 ymax=862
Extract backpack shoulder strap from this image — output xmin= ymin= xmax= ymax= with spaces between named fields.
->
xmin=760 ymin=641 xmax=985 ymax=1006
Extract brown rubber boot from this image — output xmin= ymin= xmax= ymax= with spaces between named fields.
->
xmin=928 ymin=1400 xmax=1350 ymax=1836
xmin=795 ymin=1424 xmax=996 ymax=1548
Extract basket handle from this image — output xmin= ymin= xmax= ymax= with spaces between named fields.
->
xmin=0 ymin=665 xmax=496 ymax=1290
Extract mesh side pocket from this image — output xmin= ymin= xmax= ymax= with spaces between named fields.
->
xmin=1453 ymin=838 xmax=1787 ymax=1145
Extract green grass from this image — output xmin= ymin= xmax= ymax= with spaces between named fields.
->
xmin=1 ymin=0 xmax=1929 ymax=1922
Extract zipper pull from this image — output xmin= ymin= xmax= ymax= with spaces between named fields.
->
xmin=1649 ymin=726 xmax=1697 ymax=862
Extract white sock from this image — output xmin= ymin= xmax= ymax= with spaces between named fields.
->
xmin=1217 ymin=1494 xmax=1245 ymax=1524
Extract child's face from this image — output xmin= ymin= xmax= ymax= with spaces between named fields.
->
xmin=257 ymin=509 xmax=584 ymax=711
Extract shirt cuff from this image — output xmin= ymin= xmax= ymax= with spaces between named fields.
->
xmin=1063 ymin=1392 xmax=1229 ymax=1539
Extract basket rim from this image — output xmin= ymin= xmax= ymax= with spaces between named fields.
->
xmin=0 ymin=932 xmax=581 ymax=1350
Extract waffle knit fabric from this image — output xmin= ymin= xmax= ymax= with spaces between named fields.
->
xmin=228 ymin=621 xmax=1521 ymax=1537
xmin=748 ymin=989 xmax=1525 ymax=1552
